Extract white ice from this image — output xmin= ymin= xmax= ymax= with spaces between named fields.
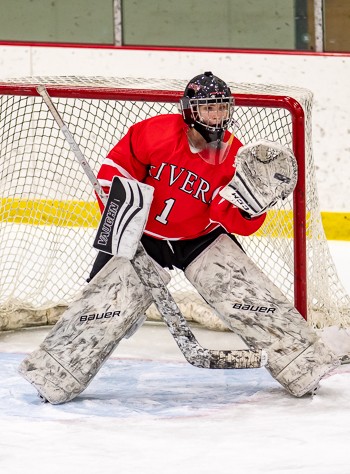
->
xmin=1 ymin=242 xmax=350 ymax=474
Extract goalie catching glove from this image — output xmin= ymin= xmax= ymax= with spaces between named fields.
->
xmin=219 ymin=140 xmax=298 ymax=217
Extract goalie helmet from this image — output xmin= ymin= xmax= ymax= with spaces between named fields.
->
xmin=180 ymin=72 xmax=234 ymax=141
xmin=179 ymin=71 xmax=235 ymax=164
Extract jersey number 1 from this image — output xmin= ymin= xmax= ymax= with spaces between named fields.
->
xmin=155 ymin=198 xmax=175 ymax=225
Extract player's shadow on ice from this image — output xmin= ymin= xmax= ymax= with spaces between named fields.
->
xmin=70 ymin=358 xmax=283 ymax=418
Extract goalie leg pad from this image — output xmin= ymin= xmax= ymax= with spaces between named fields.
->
xmin=184 ymin=235 xmax=339 ymax=397
xmin=19 ymin=255 xmax=170 ymax=404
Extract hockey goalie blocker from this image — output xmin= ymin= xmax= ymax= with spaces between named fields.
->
xmin=93 ymin=175 xmax=154 ymax=259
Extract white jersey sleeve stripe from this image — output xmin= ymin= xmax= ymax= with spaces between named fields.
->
xmin=102 ymin=159 xmax=135 ymax=180
xmin=98 ymin=178 xmax=112 ymax=187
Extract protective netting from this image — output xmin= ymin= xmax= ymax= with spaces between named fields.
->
xmin=0 ymin=76 xmax=349 ymax=331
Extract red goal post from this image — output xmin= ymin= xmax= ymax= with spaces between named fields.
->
xmin=0 ymin=76 xmax=348 ymax=331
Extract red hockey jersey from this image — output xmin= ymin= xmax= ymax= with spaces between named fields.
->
xmin=97 ymin=114 xmax=266 ymax=240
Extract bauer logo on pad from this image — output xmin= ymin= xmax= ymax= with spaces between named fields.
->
xmin=93 ymin=176 xmax=154 ymax=259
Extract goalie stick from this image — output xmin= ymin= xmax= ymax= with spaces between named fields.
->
xmin=35 ymin=85 xmax=266 ymax=370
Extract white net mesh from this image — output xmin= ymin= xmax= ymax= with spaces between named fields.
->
xmin=0 ymin=76 xmax=349 ymax=331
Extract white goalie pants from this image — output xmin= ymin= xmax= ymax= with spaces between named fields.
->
xmin=184 ymin=234 xmax=339 ymax=397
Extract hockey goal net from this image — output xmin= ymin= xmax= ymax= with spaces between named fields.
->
xmin=0 ymin=76 xmax=349 ymax=331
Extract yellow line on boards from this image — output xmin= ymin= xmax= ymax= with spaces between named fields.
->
xmin=0 ymin=198 xmax=101 ymax=228
xmin=321 ymin=212 xmax=350 ymax=241
xmin=1 ymin=199 xmax=350 ymax=241
xmin=255 ymin=211 xmax=350 ymax=240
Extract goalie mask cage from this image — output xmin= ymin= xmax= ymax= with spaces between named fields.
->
xmin=0 ymin=76 xmax=349 ymax=331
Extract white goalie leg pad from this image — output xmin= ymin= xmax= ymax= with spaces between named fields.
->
xmin=19 ymin=255 xmax=170 ymax=404
xmin=184 ymin=235 xmax=339 ymax=397
xmin=124 ymin=258 xmax=170 ymax=339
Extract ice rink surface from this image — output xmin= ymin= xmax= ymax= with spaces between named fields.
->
xmin=1 ymin=241 xmax=350 ymax=474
